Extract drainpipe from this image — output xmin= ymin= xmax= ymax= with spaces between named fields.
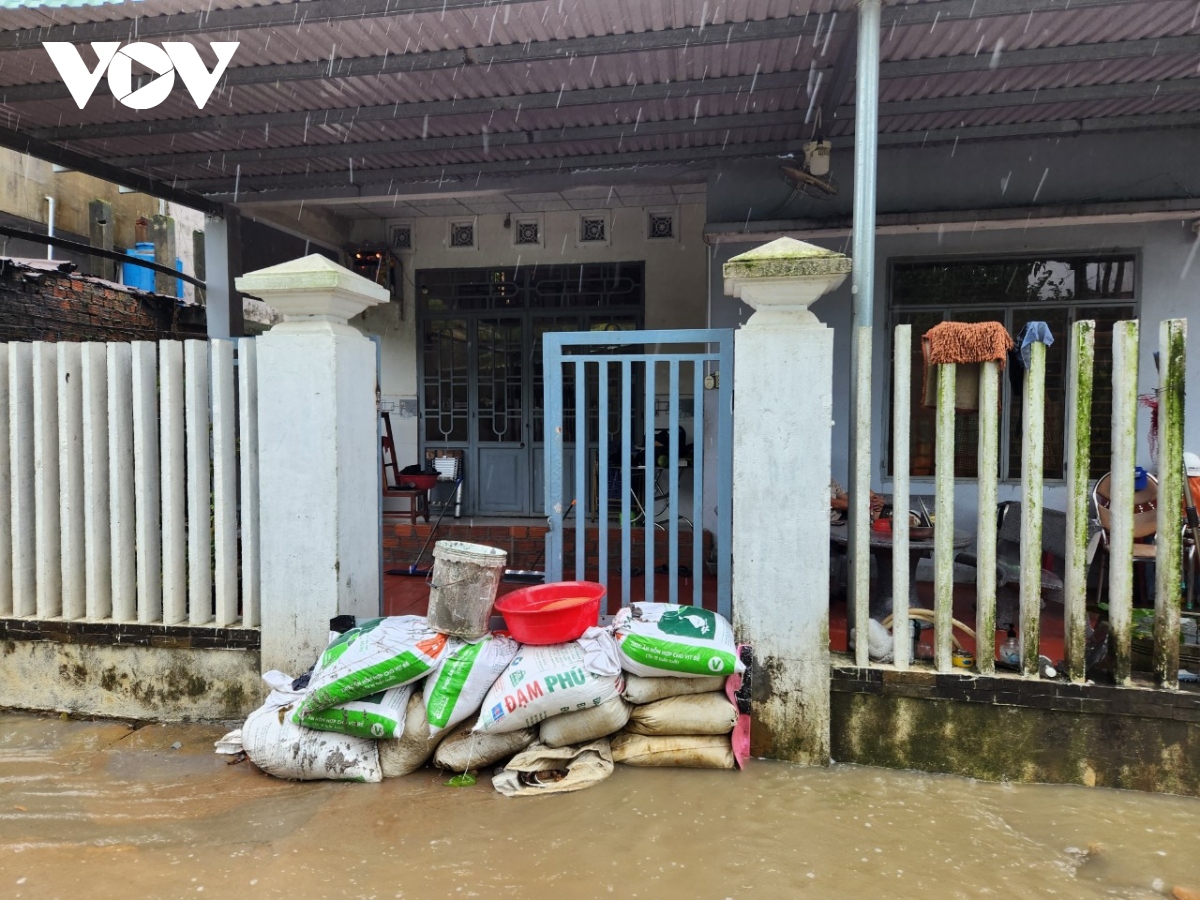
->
xmin=45 ymin=195 xmax=55 ymax=260
xmin=847 ymin=0 xmax=882 ymax=663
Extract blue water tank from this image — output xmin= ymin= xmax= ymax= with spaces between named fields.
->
xmin=121 ymin=242 xmax=155 ymax=292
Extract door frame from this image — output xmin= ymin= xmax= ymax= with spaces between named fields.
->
xmin=416 ymin=263 xmax=644 ymax=516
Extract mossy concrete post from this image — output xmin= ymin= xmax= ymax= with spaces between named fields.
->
xmin=724 ymin=237 xmax=850 ymax=765
xmin=236 ymin=255 xmax=387 ymax=678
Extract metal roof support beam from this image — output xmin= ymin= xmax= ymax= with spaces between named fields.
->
xmin=2 ymin=16 xmax=825 ymax=105
xmin=836 ymin=76 xmax=1200 ymax=119
xmin=184 ymin=108 xmax=1200 ymax=197
xmin=32 ymin=71 xmax=803 ymax=143
xmin=0 ymin=0 xmax=542 ymax=51
xmin=847 ymin=0 xmax=882 ymax=670
xmin=0 ymin=123 xmax=221 ymax=215
xmin=879 ymin=34 xmax=1200 ymax=80
xmin=189 ymin=139 xmax=806 ymax=197
xmin=112 ymin=108 xmax=809 ymax=169
xmin=880 ymin=0 xmax=1145 ymax=27
xmin=858 ymin=111 xmax=1200 ymax=146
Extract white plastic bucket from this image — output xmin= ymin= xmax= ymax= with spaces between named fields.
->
xmin=427 ymin=541 xmax=508 ymax=639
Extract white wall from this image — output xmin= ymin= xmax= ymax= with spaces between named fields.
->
xmin=350 ymin=203 xmax=709 ymax=487
xmin=710 ymin=218 xmax=1199 ymax=527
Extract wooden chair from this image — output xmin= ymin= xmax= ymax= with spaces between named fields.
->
xmin=381 ymin=411 xmax=429 ymax=524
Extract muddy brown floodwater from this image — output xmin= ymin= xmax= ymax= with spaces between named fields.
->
xmin=1 ymin=710 xmax=1198 ymax=899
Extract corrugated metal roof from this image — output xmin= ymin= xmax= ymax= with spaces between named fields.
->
xmin=0 ymin=0 xmax=1197 ymax=205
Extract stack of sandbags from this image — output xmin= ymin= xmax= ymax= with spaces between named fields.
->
xmin=608 ymin=604 xmax=746 ymax=770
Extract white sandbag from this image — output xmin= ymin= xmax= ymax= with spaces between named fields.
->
xmin=492 ymin=739 xmax=614 ymax=797
xmin=539 ymin=695 xmax=632 ymax=748
xmin=242 ymin=695 xmax=382 ymax=783
xmin=378 ymin=691 xmax=443 ymax=778
xmin=622 ymin=672 xmax=727 ymax=705
xmin=296 ymin=616 xmax=450 ymax=718
xmin=424 ymin=632 xmax=520 ymax=738
xmin=433 ymin=718 xmax=537 ymax=771
xmin=610 ymin=732 xmax=735 ymax=769
xmin=624 ymin=692 xmax=738 ymax=736
xmin=473 ymin=628 xmax=623 ymax=734
xmin=613 ymin=603 xmax=745 ymax=678
xmin=297 ymin=683 xmax=414 ymax=740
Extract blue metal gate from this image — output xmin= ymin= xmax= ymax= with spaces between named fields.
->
xmin=543 ymin=329 xmax=733 ymax=619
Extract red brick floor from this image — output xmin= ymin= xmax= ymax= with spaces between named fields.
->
xmin=383 ymin=567 xmax=719 ymax=618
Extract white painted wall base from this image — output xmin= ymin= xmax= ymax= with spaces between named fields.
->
xmin=256 ymin=321 xmax=381 ymax=675
xmin=0 ymin=641 xmax=261 ymax=722
xmin=241 ymin=255 xmax=388 ymax=678
xmin=732 ymin=321 xmax=834 ymax=764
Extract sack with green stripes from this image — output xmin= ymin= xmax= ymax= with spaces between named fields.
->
xmin=423 ymin=632 xmax=520 ymax=738
xmin=612 ymin=604 xmax=745 ymax=678
xmin=297 ymin=682 xmax=415 ymax=740
xmin=294 ymin=616 xmax=449 ymax=719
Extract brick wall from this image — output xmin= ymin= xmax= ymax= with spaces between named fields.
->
xmin=0 ymin=258 xmax=206 ymax=343
xmin=384 ymin=520 xmax=713 ymax=575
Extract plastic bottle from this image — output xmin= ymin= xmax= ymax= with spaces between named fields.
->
xmin=999 ymin=627 xmax=1020 ymax=668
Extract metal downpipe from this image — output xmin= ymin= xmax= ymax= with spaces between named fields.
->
xmin=848 ymin=0 xmax=882 ymax=666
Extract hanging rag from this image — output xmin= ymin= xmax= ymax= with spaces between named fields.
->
xmin=1015 ymin=321 xmax=1055 ymax=369
xmin=920 ymin=321 xmax=1013 ymax=411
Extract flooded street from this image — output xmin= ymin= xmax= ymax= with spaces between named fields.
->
xmin=1 ymin=710 xmax=1197 ymax=899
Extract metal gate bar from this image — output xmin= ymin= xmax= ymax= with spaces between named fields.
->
xmin=544 ymin=329 xmax=733 ymax=619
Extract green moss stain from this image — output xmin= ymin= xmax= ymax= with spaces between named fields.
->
xmin=58 ymin=662 xmax=87 ymax=685
xmin=831 ymin=688 xmax=1200 ymax=796
xmin=219 ymin=681 xmax=248 ymax=717
xmin=723 ymin=237 xmax=853 ymax=281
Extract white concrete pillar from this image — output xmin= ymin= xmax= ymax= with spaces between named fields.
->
xmin=236 ymin=255 xmax=387 ymax=676
xmin=57 ymin=342 xmax=85 ymax=620
xmin=159 ymin=340 xmax=187 ymax=625
xmin=0 ymin=344 xmax=10 ymax=617
xmin=81 ymin=343 xmax=111 ymax=622
xmin=32 ymin=342 xmax=61 ymax=619
xmin=10 ymin=345 xmax=35 ymax=618
xmin=107 ymin=344 xmax=136 ymax=622
xmin=184 ymin=339 xmax=211 ymax=625
xmin=724 ymin=238 xmax=850 ymax=766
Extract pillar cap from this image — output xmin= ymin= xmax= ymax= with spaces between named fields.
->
xmin=723 ymin=237 xmax=851 ymax=325
xmin=235 ymin=254 xmax=388 ymax=323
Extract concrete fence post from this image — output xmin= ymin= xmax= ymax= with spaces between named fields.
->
xmin=236 ymin=255 xmax=387 ymax=678
xmin=724 ymin=237 xmax=851 ymax=766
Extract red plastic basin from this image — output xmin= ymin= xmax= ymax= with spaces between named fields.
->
xmin=494 ymin=581 xmax=606 ymax=645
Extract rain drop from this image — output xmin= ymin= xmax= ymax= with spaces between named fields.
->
xmin=989 ymin=38 xmax=1005 ymax=70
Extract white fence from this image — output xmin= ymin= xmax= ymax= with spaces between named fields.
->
xmin=862 ymin=318 xmax=1187 ymax=688
xmin=0 ymin=339 xmax=260 ymax=628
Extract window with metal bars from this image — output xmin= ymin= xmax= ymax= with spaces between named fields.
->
xmin=886 ymin=254 xmax=1137 ymax=482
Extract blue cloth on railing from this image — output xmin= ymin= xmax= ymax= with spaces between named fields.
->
xmin=1016 ymin=321 xmax=1054 ymax=369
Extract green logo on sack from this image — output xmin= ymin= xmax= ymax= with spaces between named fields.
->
xmin=321 ymin=617 xmax=384 ymax=666
xmin=509 ymin=670 xmax=526 ymax=687
xmin=657 ymin=608 xmax=716 ymax=638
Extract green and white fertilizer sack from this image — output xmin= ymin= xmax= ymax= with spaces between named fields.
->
xmin=613 ymin=604 xmax=745 ymax=678
xmin=473 ymin=628 xmax=624 ymax=734
xmin=423 ymin=632 xmax=520 ymax=737
xmin=294 ymin=616 xmax=449 ymax=720
xmin=297 ymin=683 xmax=415 ymax=740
